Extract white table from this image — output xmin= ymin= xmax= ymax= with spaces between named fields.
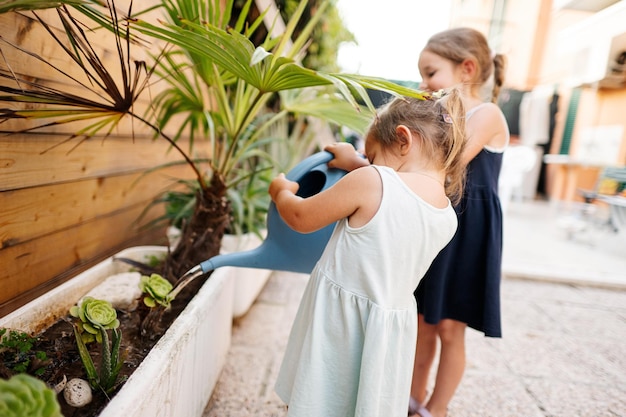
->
xmin=598 ymin=195 xmax=626 ymax=231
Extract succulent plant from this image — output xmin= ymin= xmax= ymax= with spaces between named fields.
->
xmin=70 ymin=297 xmax=120 ymax=344
xmin=69 ymin=298 xmax=124 ymax=394
xmin=0 ymin=374 xmax=63 ymax=417
xmin=139 ymin=273 xmax=174 ymax=308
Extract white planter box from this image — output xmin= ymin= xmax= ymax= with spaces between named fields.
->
xmin=221 ymin=232 xmax=273 ymax=318
xmin=0 ymin=246 xmax=234 ymax=417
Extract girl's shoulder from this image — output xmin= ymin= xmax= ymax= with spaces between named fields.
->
xmin=465 ymin=101 xmax=507 ymax=129
xmin=342 ymin=165 xmax=384 ymax=198
xmin=466 ymin=101 xmax=501 ymax=119
xmin=466 ymin=102 xmax=510 ymax=152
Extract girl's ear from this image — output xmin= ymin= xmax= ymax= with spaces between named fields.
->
xmin=396 ymin=125 xmax=413 ymax=155
xmin=460 ymin=58 xmax=477 ymax=82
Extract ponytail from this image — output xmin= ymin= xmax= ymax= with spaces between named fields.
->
xmin=437 ymin=88 xmax=466 ymax=205
xmin=491 ymin=53 xmax=507 ymax=103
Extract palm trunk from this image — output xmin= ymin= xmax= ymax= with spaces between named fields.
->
xmin=162 ymin=175 xmax=231 ymax=286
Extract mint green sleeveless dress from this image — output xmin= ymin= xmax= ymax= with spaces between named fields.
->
xmin=275 ymin=166 xmax=457 ymax=417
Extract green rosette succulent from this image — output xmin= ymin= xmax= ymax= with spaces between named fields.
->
xmin=0 ymin=374 xmax=63 ymax=417
xmin=69 ymin=297 xmax=123 ymax=393
xmin=70 ymin=297 xmax=119 ymax=344
xmin=139 ymin=273 xmax=173 ymax=308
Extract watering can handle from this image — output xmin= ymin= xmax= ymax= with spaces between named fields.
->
xmin=285 ymin=150 xmax=334 ymax=182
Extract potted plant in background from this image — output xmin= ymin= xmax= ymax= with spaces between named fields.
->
xmin=0 ymin=0 xmax=427 ymax=415
xmin=1 ymin=0 xmax=423 ymax=310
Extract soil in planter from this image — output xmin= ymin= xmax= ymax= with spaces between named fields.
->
xmin=0 ymin=279 xmax=204 ymax=417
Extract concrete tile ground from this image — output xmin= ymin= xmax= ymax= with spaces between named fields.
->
xmin=203 ymin=272 xmax=306 ymax=417
xmin=203 ymin=200 xmax=626 ymax=417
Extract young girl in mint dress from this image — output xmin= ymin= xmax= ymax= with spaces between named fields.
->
xmin=269 ymin=89 xmax=467 ymax=417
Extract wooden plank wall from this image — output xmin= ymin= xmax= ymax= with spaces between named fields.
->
xmin=0 ymin=4 xmax=205 ymax=316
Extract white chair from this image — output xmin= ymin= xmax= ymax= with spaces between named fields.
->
xmin=498 ymin=145 xmax=537 ymax=214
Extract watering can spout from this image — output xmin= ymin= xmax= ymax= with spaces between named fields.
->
xmin=168 ymin=264 xmax=204 ymax=300
xmin=171 ymin=150 xmax=348 ymax=298
xmin=198 ymin=238 xmax=319 ymax=275
xmin=199 ymin=247 xmax=268 ymax=272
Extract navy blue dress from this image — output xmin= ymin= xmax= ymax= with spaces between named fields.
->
xmin=414 ymin=144 xmax=504 ymax=338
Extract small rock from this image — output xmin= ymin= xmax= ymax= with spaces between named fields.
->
xmin=63 ymin=378 xmax=92 ymax=408
xmin=82 ymin=272 xmax=142 ymax=310
xmin=53 ymin=374 xmax=67 ymax=394
xmin=167 ymin=226 xmax=181 ymax=250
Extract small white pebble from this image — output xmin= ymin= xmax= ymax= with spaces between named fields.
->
xmin=63 ymin=378 xmax=93 ymax=407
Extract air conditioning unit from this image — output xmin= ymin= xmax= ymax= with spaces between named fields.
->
xmin=555 ymin=0 xmax=620 ymax=12
xmin=571 ymin=32 xmax=626 ymax=89
xmin=561 ymin=0 xmax=626 ymax=89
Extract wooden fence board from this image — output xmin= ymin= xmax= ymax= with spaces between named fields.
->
xmin=0 ymin=134 xmax=209 ymax=191
xmin=0 ymin=203 xmax=171 ymax=311
xmin=0 ymin=0 xmax=218 ymax=317
xmin=1 ymin=164 xmax=192 ymax=247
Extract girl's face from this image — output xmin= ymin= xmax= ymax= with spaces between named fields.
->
xmin=364 ymin=133 xmax=382 ymax=164
xmin=418 ymin=50 xmax=463 ymax=92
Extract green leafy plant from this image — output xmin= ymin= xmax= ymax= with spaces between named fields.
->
xmin=0 ymin=373 xmax=63 ymax=417
xmin=226 ymin=166 xmax=273 ymax=236
xmin=69 ymin=297 xmax=124 ymax=394
xmin=0 ymin=328 xmax=49 ymax=377
xmin=154 ymin=163 xmax=273 ymax=238
xmin=139 ymin=273 xmax=174 ymax=308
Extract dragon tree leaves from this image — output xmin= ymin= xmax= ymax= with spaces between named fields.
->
xmin=0 ymin=0 xmax=92 ymax=14
xmin=0 ymin=2 xmax=153 ymax=138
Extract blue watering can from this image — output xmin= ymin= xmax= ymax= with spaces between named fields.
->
xmin=168 ymin=151 xmax=348 ymax=300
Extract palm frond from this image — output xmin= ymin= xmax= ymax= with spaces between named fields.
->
xmin=0 ymin=0 xmax=92 ymax=14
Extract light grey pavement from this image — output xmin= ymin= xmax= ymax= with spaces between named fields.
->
xmin=203 ymin=199 xmax=626 ymax=417
xmin=502 ymin=199 xmax=626 ymax=289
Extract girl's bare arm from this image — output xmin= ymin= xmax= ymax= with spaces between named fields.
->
xmin=269 ymin=167 xmax=381 ymax=233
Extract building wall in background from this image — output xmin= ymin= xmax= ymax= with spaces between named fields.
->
xmin=449 ymin=0 xmax=626 ymax=201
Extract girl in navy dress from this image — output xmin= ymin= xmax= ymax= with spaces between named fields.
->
xmin=409 ymin=27 xmax=510 ymax=417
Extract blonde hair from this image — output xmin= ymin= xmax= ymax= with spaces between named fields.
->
xmin=423 ymin=27 xmax=506 ymax=103
xmin=367 ymin=89 xmax=467 ymax=204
